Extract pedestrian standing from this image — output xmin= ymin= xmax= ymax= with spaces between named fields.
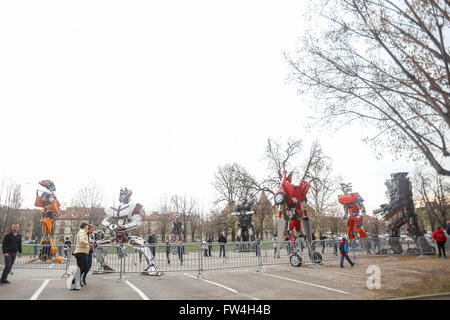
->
xmin=446 ymin=221 xmax=450 ymax=236
xmin=70 ymin=222 xmax=90 ymax=290
xmin=1 ymin=224 xmax=22 ymax=284
xmin=272 ymin=234 xmax=280 ymax=258
xmin=339 ymin=237 xmax=355 ymax=268
xmin=255 ymin=238 xmax=261 ymax=256
xmin=82 ymin=225 xmax=95 ymax=285
xmin=432 ymin=226 xmax=447 ymax=258
xmin=284 ymin=234 xmax=292 ymax=255
xmin=218 ymin=232 xmax=227 ymax=258
xmin=148 ymin=231 xmax=157 ymax=259
xmin=311 ymin=230 xmax=316 ymax=251
xmin=177 ymin=241 xmax=184 ymax=265
xmin=331 ymin=235 xmax=338 ymax=256
xmin=372 ymin=234 xmax=380 ymax=254
xmin=58 ymin=237 xmax=64 ymax=256
xmin=207 ymin=234 xmax=213 ymax=257
xmin=63 ymin=237 xmax=71 ymax=257
xmin=165 ymin=240 xmax=171 ymax=264
xmin=319 ymin=233 xmax=327 ymax=254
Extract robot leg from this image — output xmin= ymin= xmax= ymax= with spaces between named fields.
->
xmin=236 ymin=228 xmax=242 ymax=242
xmin=249 ymin=225 xmax=255 ymax=242
xmin=387 ymin=214 xmax=406 ymax=254
xmin=94 ymin=241 xmax=114 ymax=271
xmin=138 ymin=246 xmax=162 ymax=276
xmin=66 ymin=265 xmax=81 ymax=290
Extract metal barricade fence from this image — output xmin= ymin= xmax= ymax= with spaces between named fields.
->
xmin=260 ymin=240 xmax=305 ymax=266
xmin=199 ymin=242 xmax=261 ymax=272
xmin=9 ymin=244 xmax=72 ymax=271
xmin=120 ymin=243 xmax=202 ymax=274
xmin=4 ymin=236 xmax=443 ymax=279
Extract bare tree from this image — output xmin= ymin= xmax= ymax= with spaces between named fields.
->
xmin=0 ymin=177 xmax=23 ymax=238
xmin=307 ymin=148 xmax=343 ymax=231
xmin=156 ymin=195 xmax=174 ymax=242
xmin=170 ymin=194 xmax=197 ymax=241
xmin=413 ymin=167 xmax=449 ymax=229
xmin=286 ymin=0 xmax=450 ymax=176
xmin=71 ymin=183 xmax=104 ymax=226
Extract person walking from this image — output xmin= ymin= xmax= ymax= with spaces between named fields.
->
xmin=218 ymin=232 xmax=227 ymax=258
xmin=1 ymin=224 xmax=22 ymax=284
xmin=81 ymin=225 xmax=96 ymax=285
xmin=177 ymin=241 xmax=184 ymax=265
xmin=165 ymin=240 xmax=171 ymax=264
xmin=339 ymin=237 xmax=354 ymax=268
xmin=432 ymin=226 xmax=447 ymax=258
xmin=63 ymin=237 xmax=71 ymax=257
xmin=70 ymin=222 xmax=90 ymax=290
xmin=148 ymin=231 xmax=157 ymax=259
xmin=207 ymin=234 xmax=213 ymax=257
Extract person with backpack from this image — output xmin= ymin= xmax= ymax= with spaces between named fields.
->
xmin=339 ymin=237 xmax=354 ymax=268
xmin=432 ymin=226 xmax=447 ymax=258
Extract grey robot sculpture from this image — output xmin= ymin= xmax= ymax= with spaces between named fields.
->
xmin=373 ymin=172 xmax=435 ymax=255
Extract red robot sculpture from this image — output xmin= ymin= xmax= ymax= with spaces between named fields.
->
xmin=274 ymin=171 xmax=322 ymax=267
xmin=338 ymin=183 xmax=367 ymax=240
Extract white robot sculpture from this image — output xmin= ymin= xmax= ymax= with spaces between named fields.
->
xmin=95 ymin=187 xmax=161 ymax=276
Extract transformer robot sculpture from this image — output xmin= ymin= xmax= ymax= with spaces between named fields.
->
xmin=94 ymin=188 xmax=161 ymax=276
xmin=373 ymin=172 xmax=435 ymax=255
xmin=274 ymin=171 xmax=322 ymax=267
xmin=338 ymin=183 xmax=367 ymax=240
xmin=231 ymin=196 xmax=257 ymax=251
xmin=171 ymin=215 xmax=183 ymax=242
xmin=171 ymin=215 xmax=183 ymax=254
xmin=26 ymin=180 xmax=63 ymax=264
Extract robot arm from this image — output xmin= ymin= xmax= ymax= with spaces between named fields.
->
xmin=102 ymin=209 xmax=118 ymax=230
xmin=122 ymin=214 xmax=141 ymax=230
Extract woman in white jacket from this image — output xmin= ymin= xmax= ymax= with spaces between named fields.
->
xmin=68 ymin=222 xmax=90 ymax=290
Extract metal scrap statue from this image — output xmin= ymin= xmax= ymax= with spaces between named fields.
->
xmin=338 ymin=183 xmax=367 ymax=240
xmin=232 ymin=196 xmax=257 ymax=243
xmin=373 ymin=172 xmax=435 ymax=254
xmin=26 ymin=180 xmax=63 ymax=264
xmin=274 ymin=171 xmax=322 ymax=266
xmin=94 ymin=187 xmax=161 ymax=275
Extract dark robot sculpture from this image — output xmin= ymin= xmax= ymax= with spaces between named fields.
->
xmin=231 ymin=196 xmax=257 ymax=244
xmin=373 ymin=172 xmax=435 ymax=255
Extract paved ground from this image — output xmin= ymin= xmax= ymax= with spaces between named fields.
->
xmin=1 ymin=255 xmax=449 ymax=300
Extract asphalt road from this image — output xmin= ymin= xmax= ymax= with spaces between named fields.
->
xmin=0 ymin=264 xmax=373 ymax=300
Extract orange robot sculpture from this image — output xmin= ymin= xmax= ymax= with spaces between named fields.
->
xmin=338 ymin=183 xmax=367 ymax=240
xmin=26 ymin=180 xmax=63 ymax=264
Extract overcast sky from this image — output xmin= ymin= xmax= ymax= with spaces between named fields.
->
xmin=0 ymin=0 xmax=417 ymax=215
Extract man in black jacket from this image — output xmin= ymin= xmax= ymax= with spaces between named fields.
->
xmin=218 ymin=233 xmax=227 ymax=258
xmin=1 ymin=224 xmax=22 ymax=284
xmin=148 ymin=231 xmax=157 ymax=259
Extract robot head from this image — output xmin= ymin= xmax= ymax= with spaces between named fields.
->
xmin=357 ymin=196 xmax=364 ymax=203
xmin=119 ymin=187 xmax=132 ymax=204
xmin=274 ymin=171 xmax=310 ymax=206
xmin=39 ymin=180 xmax=56 ymax=192
xmin=390 ymin=172 xmax=409 ymax=181
xmin=340 ymin=183 xmax=352 ymax=195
